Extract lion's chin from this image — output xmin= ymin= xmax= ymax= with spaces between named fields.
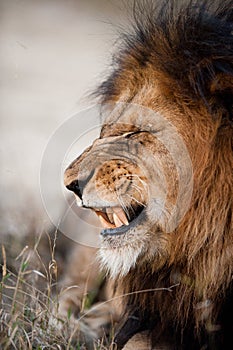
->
xmin=92 ymin=204 xmax=166 ymax=278
xmin=98 ymin=219 xmax=170 ymax=279
xmin=96 ymin=209 xmax=150 ymax=278
xmin=98 ymin=243 xmax=143 ymax=279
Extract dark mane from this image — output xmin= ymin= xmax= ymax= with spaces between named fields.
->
xmin=63 ymin=2 xmax=233 ymax=348
xmin=91 ymin=1 xmax=233 ymax=348
xmin=96 ymin=0 xmax=233 ymax=121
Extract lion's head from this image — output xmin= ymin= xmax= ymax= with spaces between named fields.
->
xmin=64 ymin=0 xmax=233 ymax=348
xmin=64 ymin=98 xmax=196 ymax=277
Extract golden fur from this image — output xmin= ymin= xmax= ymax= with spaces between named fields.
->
xmin=64 ymin=1 xmax=233 ymax=348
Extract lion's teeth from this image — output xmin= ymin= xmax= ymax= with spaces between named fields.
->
xmin=106 ymin=208 xmax=114 ymax=224
xmin=97 ymin=214 xmax=115 ymax=229
xmin=113 ymin=207 xmax=129 ymax=226
xmin=95 ymin=207 xmax=129 ymax=229
xmin=113 ymin=213 xmax=124 ymax=228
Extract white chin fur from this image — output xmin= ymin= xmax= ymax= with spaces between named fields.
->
xmin=98 ymin=244 xmax=142 ymax=279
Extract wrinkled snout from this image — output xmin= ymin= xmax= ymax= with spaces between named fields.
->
xmin=64 ymin=136 xmax=149 ymax=232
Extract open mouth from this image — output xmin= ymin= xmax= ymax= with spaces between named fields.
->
xmin=92 ymin=205 xmax=144 ymax=236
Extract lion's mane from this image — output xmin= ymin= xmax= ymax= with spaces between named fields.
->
xmin=94 ymin=0 xmax=233 ymax=348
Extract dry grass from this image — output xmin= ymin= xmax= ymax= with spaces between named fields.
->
xmin=0 ymin=230 xmax=113 ymax=350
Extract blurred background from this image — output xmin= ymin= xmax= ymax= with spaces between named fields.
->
xmin=0 ymin=0 xmax=127 ymax=246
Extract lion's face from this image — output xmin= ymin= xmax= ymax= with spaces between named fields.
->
xmin=64 ymin=83 xmax=205 ymax=277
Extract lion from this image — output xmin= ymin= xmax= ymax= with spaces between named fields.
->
xmin=63 ymin=0 xmax=233 ymax=348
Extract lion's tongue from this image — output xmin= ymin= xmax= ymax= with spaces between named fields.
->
xmin=96 ymin=207 xmax=129 ymax=229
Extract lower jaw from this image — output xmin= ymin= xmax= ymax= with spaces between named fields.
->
xmin=101 ymin=224 xmax=130 ymax=236
xmin=100 ymin=211 xmax=145 ymax=237
xmin=98 ymin=239 xmax=144 ymax=278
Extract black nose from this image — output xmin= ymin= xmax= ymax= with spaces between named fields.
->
xmin=66 ymin=180 xmax=84 ymax=199
xmin=65 ymin=169 xmax=95 ymax=200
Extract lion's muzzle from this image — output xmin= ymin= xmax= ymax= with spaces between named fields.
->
xmin=64 ymin=134 xmax=149 ymax=236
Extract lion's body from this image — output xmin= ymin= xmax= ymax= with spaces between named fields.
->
xmin=64 ymin=1 xmax=233 ymax=348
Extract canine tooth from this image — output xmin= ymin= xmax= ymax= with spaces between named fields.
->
xmin=113 ymin=213 xmax=123 ymax=228
xmin=107 ymin=213 xmax=114 ymax=224
xmin=97 ymin=213 xmax=115 ymax=229
xmin=106 ymin=208 xmax=114 ymax=224
xmin=113 ymin=207 xmax=129 ymax=226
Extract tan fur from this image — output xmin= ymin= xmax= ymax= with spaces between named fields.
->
xmin=63 ymin=1 xmax=233 ymax=348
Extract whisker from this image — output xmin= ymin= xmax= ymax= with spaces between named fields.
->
xmin=116 ymin=190 xmax=131 ymax=218
xmin=131 ymin=184 xmax=145 ymax=199
xmin=124 ymin=174 xmax=148 ymax=192
xmin=125 ymin=194 xmax=146 ymax=208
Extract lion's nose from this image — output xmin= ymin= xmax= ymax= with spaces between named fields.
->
xmin=65 ymin=169 xmax=95 ymax=201
xmin=66 ymin=180 xmax=83 ymax=200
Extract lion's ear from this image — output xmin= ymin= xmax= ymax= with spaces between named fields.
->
xmin=210 ymin=73 xmax=233 ymax=123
